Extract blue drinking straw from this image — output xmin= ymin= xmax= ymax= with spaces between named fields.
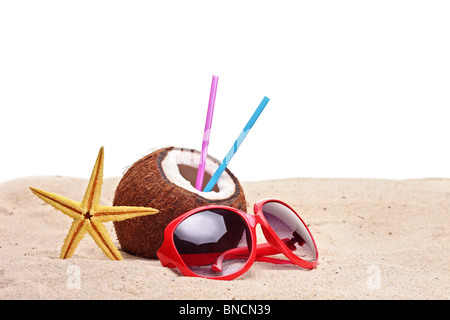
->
xmin=203 ymin=96 xmax=270 ymax=192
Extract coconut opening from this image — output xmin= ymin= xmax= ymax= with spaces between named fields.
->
xmin=161 ymin=148 xmax=236 ymax=200
xmin=177 ymin=164 xmax=220 ymax=193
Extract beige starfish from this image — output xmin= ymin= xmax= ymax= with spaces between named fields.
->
xmin=30 ymin=147 xmax=158 ymax=260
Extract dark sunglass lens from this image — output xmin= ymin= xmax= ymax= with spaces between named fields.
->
xmin=262 ymin=202 xmax=317 ymax=262
xmin=173 ymin=208 xmax=252 ymax=277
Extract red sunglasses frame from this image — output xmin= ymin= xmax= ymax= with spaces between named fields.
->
xmin=157 ymin=198 xmax=319 ymax=280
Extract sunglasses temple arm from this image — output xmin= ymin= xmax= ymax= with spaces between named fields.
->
xmin=211 ymin=247 xmax=249 ymax=272
xmin=212 ymin=241 xmax=295 ymax=272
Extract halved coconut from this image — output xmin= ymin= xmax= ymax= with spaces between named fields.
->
xmin=113 ymin=147 xmax=247 ymax=259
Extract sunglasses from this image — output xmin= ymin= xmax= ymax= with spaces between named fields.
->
xmin=157 ymin=199 xmax=318 ymax=280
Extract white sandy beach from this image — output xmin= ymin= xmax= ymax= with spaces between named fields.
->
xmin=0 ymin=176 xmax=449 ymax=299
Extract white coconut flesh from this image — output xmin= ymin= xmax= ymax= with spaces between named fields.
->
xmin=161 ymin=148 xmax=236 ymax=200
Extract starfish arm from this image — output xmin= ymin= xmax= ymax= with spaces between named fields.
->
xmin=94 ymin=205 xmax=159 ymax=222
xmin=60 ymin=219 xmax=89 ymax=259
xmin=81 ymin=146 xmax=104 ymax=212
xmin=88 ymin=219 xmax=123 ymax=260
xmin=29 ymin=187 xmax=83 ymax=219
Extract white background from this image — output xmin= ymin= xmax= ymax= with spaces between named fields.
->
xmin=1 ymin=1 xmax=449 ymax=183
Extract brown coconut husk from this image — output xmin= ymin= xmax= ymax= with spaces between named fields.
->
xmin=113 ymin=147 xmax=247 ymax=259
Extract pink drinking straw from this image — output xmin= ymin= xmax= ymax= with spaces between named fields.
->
xmin=195 ymin=75 xmax=219 ymax=190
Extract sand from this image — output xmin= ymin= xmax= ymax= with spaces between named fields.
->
xmin=0 ymin=176 xmax=448 ymax=300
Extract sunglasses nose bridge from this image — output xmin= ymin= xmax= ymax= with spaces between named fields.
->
xmin=245 ymin=212 xmax=257 ymax=229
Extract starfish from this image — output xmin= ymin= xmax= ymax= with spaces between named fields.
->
xmin=29 ymin=147 xmax=158 ymax=260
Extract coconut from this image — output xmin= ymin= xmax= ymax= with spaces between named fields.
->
xmin=113 ymin=147 xmax=247 ymax=259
